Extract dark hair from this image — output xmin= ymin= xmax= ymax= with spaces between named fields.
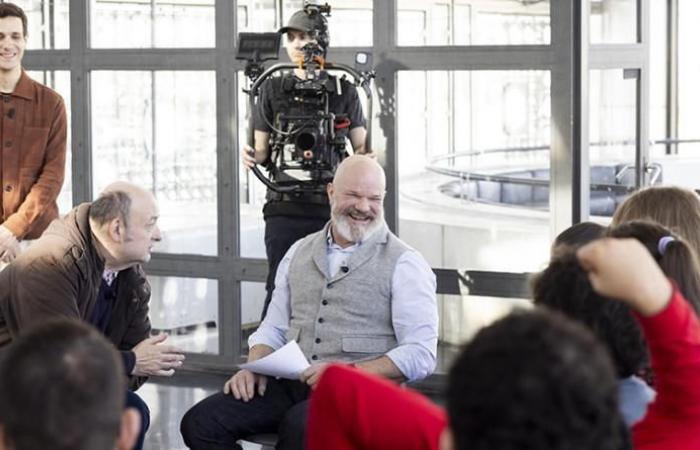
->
xmin=532 ymin=249 xmax=648 ymax=377
xmin=446 ymin=310 xmax=624 ymax=450
xmin=553 ymin=222 xmax=606 ymax=249
xmin=0 ymin=2 xmax=27 ymax=36
xmin=89 ymin=190 xmax=132 ymax=228
xmin=0 ymin=320 xmax=125 ymax=450
xmin=607 ymin=220 xmax=700 ymax=314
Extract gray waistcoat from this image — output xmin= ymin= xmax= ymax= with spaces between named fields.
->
xmin=286 ymin=222 xmax=410 ymax=363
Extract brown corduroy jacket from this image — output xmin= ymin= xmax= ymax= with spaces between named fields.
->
xmin=0 ymin=203 xmax=151 ymax=390
xmin=1 ymin=71 xmax=67 ymax=239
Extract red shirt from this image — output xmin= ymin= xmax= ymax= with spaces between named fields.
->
xmin=307 ymin=365 xmax=446 ymax=450
xmin=632 ymin=288 xmax=700 ymax=450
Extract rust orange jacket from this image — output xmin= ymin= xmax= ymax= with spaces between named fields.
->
xmin=1 ymin=70 xmax=67 ymax=240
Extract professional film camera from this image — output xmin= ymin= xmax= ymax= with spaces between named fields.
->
xmin=236 ymin=1 xmax=374 ymax=194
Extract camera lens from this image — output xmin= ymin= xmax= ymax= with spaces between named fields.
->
xmin=296 ymin=131 xmax=316 ymax=151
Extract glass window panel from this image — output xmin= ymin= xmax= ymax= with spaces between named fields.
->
xmin=150 ymin=276 xmax=219 ymax=354
xmin=588 ymin=69 xmax=637 ymax=223
xmin=649 ymin=0 xmax=667 ymax=156
xmin=240 ymin=281 xmax=267 ymax=354
xmin=237 ymin=72 xmax=266 ymax=259
xmin=676 ymin=0 xmax=700 ymax=160
xmin=25 ymin=70 xmax=72 ymax=214
xmin=398 ymin=70 xmax=551 ymax=273
xmin=91 ymin=71 xmax=217 ymax=256
xmin=436 ymin=294 xmax=531 ymax=373
xmin=323 ymin=4 xmax=372 ymax=47
xmin=238 ymin=1 xmax=372 ymax=48
xmin=237 ymin=0 xmax=277 ymax=33
xmin=650 ymin=0 xmax=700 ymax=193
xmin=13 ymin=0 xmax=69 ymax=49
xmin=397 ymin=0 xmax=551 ymax=46
xmin=90 ymin=0 xmax=215 ymax=48
xmin=589 ymin=0 xmax=638 ymax=44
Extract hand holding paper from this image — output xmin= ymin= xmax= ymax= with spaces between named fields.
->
xmin=239 ymin=340 xmax=310 ymax=380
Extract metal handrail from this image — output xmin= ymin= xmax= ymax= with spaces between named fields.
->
xmin=425 ymin=139 xmax=699 ymax=194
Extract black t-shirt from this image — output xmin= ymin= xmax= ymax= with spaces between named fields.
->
xmin=252 ymin=72 xmax=366 ymax=219
xmin=253 ymin=72 xmax=365 ymax=133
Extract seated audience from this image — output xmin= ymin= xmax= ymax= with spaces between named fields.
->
xmin=537 ymin=220 xmax=700 ymax=425
xmin=613 ymin=185 xmax=700 ymax=258
xmin=0 ymin=319 xmax=139 ymax=450
xmin=307 ymin=238 xmax=700 ymax=450
xmin=532 ymin=247 xmax=650 ymax=426
xmin=0 ymin=181 xmax=185 ymax=450
xmin=181 ymin=155 xmax=439 ymax=450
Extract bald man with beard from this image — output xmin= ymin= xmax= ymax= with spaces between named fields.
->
xmin=181 ymin=155 xmax=438 ymax=450
xmin=0 ymin=181 xmax=185 ymax=450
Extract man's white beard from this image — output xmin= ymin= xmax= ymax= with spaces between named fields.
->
xmin=332 ymin=208 xmax=384 ymax=243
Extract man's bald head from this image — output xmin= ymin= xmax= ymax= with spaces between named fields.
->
xmin=327 ymin=155 xmax=386 ymax=246
xmin=102 ymin=181 xmax=155 ymax=203
xmin=90 ymin=181 xmax=156 ymax=229
xmin=332 ymin=155 xmax=386 ymax=193
xmin=89 ymin=181 xmax=161 ymax=269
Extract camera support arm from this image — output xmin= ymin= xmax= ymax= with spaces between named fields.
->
xmin=246 ymin=62 xmax=374 ymax=193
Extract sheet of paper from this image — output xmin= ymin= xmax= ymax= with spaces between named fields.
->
xmin=238 ymin=340 xmax=310 ymax=379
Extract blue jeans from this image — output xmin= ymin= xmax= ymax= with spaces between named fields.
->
xmin=180 ymin=378 xmax=310 ymax=450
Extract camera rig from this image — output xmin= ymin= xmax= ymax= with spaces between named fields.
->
xmin=236 ymin=11 xmax=374 ymax=194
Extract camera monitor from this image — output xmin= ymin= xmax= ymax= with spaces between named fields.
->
xmin=236 ymin=32 xmax=281 ymax=62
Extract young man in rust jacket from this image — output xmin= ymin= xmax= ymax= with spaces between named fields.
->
xmin=0 ymin=3 xmax=67 ymax=262
xmin=0 ymin=182 xmax=185 ymax=450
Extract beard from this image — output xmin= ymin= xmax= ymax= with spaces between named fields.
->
xmin=332 ymin=205 xmax=384 ymax=243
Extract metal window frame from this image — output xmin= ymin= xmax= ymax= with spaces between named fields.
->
xmin=21 ymin=0 xmax=650 ymax=373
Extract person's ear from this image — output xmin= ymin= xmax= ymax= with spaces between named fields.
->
xmin=439 ymin=426 xmax=455 ymax=450
xmin=0 ymin=424 xmax=12 ymax=450
xmin=115 ymin=408 xmax=140 ymax=450
xmin=107 ymin=217 xmax=124 ymax=243
xmin=326 ymin=182 xmax=334 ymax=202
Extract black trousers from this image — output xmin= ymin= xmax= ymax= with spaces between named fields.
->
xmin=261 ymin=215 xmax=328 ymax=320
xmin=126 ymin=390 xmax=150 ymax=450
xmin=180 ymin=378 xmax=311 ymax=450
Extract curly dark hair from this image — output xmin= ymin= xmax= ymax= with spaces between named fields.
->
xmin=446 ymin=309 xmax=626 ymax=450
xmin=607 ymin=220 xmax=700 ymax=314
xmin=532 ymin=249 xmax=648 ymax=378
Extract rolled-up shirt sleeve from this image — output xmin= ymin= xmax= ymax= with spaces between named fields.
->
xmin=385 ymin=250 xmax=438 ymax=381
xmin=247 ymin=240 xmax=302 ymax=350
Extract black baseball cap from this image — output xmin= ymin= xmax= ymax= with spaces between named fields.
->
xmin=278 ymin=10 xmax=326 ymax=35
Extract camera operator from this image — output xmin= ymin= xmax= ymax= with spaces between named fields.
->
xmin=242 ymin=8 xmax=372 ymax=319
